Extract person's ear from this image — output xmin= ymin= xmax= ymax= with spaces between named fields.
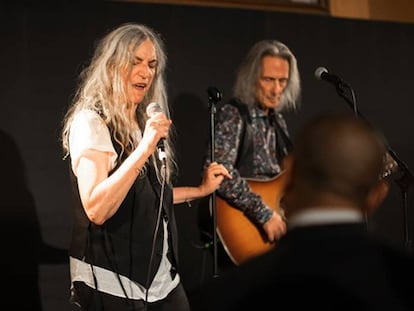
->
xmin=280 ymin=154 xmax=295 ymax=220
xmin=280 ymin=154 xmax=295 ymax=195
xmin=365 ymin=179 xmax=390 ymax=215
xmin=282 ymin=153 xmax=294 ymax=173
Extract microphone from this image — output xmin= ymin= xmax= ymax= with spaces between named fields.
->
xmin=146 ymin=102 xmax=167 ymax=162
xmin=207 ymin=86 xmax=223 ymax=102
xmin=314 ymin=67 xmax=348 ymax=86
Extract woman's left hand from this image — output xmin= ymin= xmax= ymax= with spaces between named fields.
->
xmin=199 ymin=162 xmax=232 ymax=196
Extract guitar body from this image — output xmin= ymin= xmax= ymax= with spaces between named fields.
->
xmin=214 ymin=152 xmax=397 ymax=266
xmin=215 ymin=173 xmax=287 ymax=265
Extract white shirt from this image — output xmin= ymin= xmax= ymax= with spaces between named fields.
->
xmin=68 ymin=109 xmax=179 ymax=301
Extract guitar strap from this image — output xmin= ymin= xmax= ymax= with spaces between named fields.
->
xmin=270 ymin=110 xmax=294 ymax=158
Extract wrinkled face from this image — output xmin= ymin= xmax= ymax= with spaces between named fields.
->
xmin=255 ymin=55 xmax=290 ymax=111
xmin=127 ymin=39 xmax=157 ymax=105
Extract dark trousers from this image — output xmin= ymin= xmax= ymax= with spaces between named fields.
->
xmin=72 ymin=281 xmax=190 ymax=311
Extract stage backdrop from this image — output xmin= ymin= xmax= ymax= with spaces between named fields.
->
xmin=1 ymin=2 xmax=413 ymax=310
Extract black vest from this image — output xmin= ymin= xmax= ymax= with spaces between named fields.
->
xmin=68 ymin=161 xmax=178 ymax=288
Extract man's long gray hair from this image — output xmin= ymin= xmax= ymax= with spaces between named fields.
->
xmin=233 ymin=40 xmax=301 ymax=111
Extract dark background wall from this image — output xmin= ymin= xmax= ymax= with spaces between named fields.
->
xmin=1 ymin=2 xmax=413 ymax=310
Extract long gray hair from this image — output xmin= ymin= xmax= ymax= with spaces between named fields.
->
xmin=233 ymin=40 xmax=301 ymax=111
xmin=61 ymin=23 xmax=176 ymax=182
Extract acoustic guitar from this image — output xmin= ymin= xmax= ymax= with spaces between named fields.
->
xmin=215 ymin=172 xmax=288 ymax=266
xmin=215 ymin=152 xmax=398 ymax=266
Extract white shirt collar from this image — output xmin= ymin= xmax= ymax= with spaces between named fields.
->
xmin=288 ymin=207 xmax=365 ymax=230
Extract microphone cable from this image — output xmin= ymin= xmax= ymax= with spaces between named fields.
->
xmin=143 ymin=161 xmax=167 ymax=311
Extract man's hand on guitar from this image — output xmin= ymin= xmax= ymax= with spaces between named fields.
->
xmin=263 ymin=211 xmax=287 ymax=242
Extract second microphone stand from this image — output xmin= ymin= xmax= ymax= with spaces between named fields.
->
xmin=334 ymin=80 xmax=414 ymax=249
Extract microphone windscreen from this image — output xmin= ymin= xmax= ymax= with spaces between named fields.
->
xmin=314 ymin=67 xmax=328 ymax=80
xmin=146 ymin=102 xmax=162 ymax=117
xmin=207 ymin=86 xmax=223 ymax=102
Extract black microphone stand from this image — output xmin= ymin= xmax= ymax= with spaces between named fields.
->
xmin=334 ymin=80 xmax=414 ymax=249
xmin=206 ymin=86 xmax=223 ymax=277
